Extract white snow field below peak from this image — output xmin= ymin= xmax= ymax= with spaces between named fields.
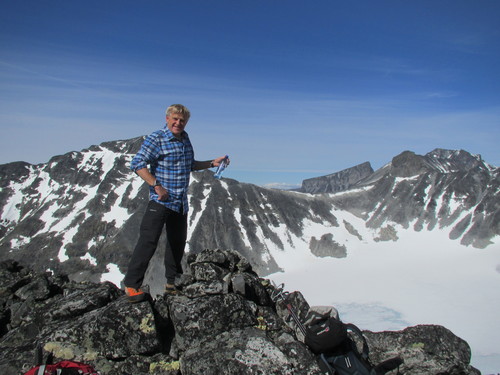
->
xmin=268 ymin=225 xmax=500 ymax=374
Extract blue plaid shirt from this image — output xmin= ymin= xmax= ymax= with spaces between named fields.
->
xmin=130 ymin=126 xmax=195 ymax=214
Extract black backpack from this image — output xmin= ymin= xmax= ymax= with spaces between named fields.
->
xmin=270 ymin=284 xmax=402 ymax=375
xmin=304 ymin=316 xmax=348 ymax=354
xmin=315 ymin=322 xmax=403 ymax=375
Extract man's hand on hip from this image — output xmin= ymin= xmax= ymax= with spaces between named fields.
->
xmin=154 ymin=185 xmax=169 ymax=201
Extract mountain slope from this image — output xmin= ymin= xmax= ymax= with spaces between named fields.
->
xmin=330 ymin=149 xmax=499 ymax=248
xmin=0 ymin=137 xmax=146 ymax=282
xmin=0 ymin=140 xmax=498 ymax=286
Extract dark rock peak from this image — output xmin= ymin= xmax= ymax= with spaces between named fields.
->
xmin=0 ymin=250 xmax=479 ymax=375
xmin=0 ymin=137 xmax=144 ymax=175
xmin=390 ymin=149 xmax=493 ymax=177
xmin=299 ymin=148 xmax=495 ymax=194
xmin=86 ymin=136 xmax=145 ymax=155
xmin=0 ymin=161 xmax=32 ymax=182
xmin=390 ymin=151 xmax=432 ymax=177
xmin=301 ymin=161 xmax=374 ymax=194
xmin=427 ymin=148 xmax=481 ymax=163
xmin=425 ymin=148 xmax=493 ymax=172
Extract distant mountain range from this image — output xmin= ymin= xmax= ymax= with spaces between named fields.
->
xmin=0 ymin=137 xmax=498 ymax=295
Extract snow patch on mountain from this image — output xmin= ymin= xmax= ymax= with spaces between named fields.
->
xmin=10 ymin=235 xmax=29 ymax=250
xmin=102 ymin=177 xmax=143 ymax=227
xmin=81 ymin=252 xmax=97 ymax=265
xmin=100 ymin=263 xmax=124 ymax=286
xmin=189 ymin=185 xmax=211 ymax=229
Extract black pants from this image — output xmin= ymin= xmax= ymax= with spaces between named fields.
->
xmin=124 ymin=200 xmax=187 ymax=288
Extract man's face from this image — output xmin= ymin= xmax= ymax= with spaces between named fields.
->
xmin=166 ymin=112 xmax=187 ymax=137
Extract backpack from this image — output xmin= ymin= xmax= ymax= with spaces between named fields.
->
xmin=23 ymin=346 xmax=100 ymax=375
xmin=270 ymin=283 xmax=402 ymax=375
xmin=316 ymin=323 xmax=403 ymax=375
xmin=23 ymin=361 xmax=100 ymax=375
xmin=304 ymin=316 xmax=348 ymax=354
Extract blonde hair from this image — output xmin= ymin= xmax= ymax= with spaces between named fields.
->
xmin=166 ymin=104 xmax=191 ymax=122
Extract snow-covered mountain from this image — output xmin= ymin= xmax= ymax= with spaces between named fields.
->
xmin=1 ymin=138 xmax=499 ymax=372
xmin=0 ymin=138 xmax=498 ymax=284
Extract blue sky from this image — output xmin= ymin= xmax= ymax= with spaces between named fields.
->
xmin=1 ymin=1 xmax=499 ymax=187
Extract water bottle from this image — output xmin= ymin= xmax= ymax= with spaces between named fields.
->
xmin=214 ymin=155 xmax=229 ymax=179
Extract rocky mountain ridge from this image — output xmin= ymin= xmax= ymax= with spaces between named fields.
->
xmin=331 ymin=148 xmax=499 ymax=249
xmin=300 ymin=161 xmax=374 ymax=194
xmin=0 ymin=138 xmax=498 ymax=296
xmin=0 ymin=249 xmax=480 ymax=375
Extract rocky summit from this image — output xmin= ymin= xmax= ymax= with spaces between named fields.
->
xmin=1 ymin=249 xmax=479 ymax=375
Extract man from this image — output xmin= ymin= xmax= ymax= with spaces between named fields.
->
xmin=123 ymin=104 xmax=228 ymax=302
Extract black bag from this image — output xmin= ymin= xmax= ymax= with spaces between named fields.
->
xmin=317 ymin=323 xmax=403 ymax=375
xmin=269 ymin=284 xmax=402 ymax=375
xmin=304 ymin=317 xmax=348 ymax=354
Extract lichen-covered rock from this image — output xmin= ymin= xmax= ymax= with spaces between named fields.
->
xmin=166 ymin=293 xmax=256 ymax=351
xmin=364 ymin=325 xmax=480 ymax=375
xmin=230 ymin=271 xmax=272 ymax=306
xmin=42 ymin=297 xmax=159 ymax=360
xmin=181 ymin=327 xmax=321 ymax=375
xmin=192 ymin=248 xmax=253 ymax=273
xmin=14 ymin=274 xmax=52 ymax=301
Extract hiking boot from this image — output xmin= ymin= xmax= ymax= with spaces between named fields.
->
xmin=125 ymin=287 xmax=147 ymax=303
xmin=164 ymin=283 xmax=179 ymax=296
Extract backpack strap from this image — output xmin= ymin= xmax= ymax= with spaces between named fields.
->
xmin=344 ymin=323 xmax=370 ymax=361
xmin=373 ymin=356 xmax=404 ymax=375
xmin=35 ymin=344 xmax=43 ymax=367
xmin=344 ymin=324 xmax=404 ymax=375
xmin=36 ymin=365 xmax=46 ymax=375
xmin=318 ymin=353 xmax=336 ymax=375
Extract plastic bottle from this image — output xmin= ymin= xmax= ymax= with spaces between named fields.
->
xmin=214 ymin=155 xmax=229 ymax=179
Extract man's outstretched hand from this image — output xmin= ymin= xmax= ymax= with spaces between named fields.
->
xmin=212 ymin=155 xmax=230 ymax=167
